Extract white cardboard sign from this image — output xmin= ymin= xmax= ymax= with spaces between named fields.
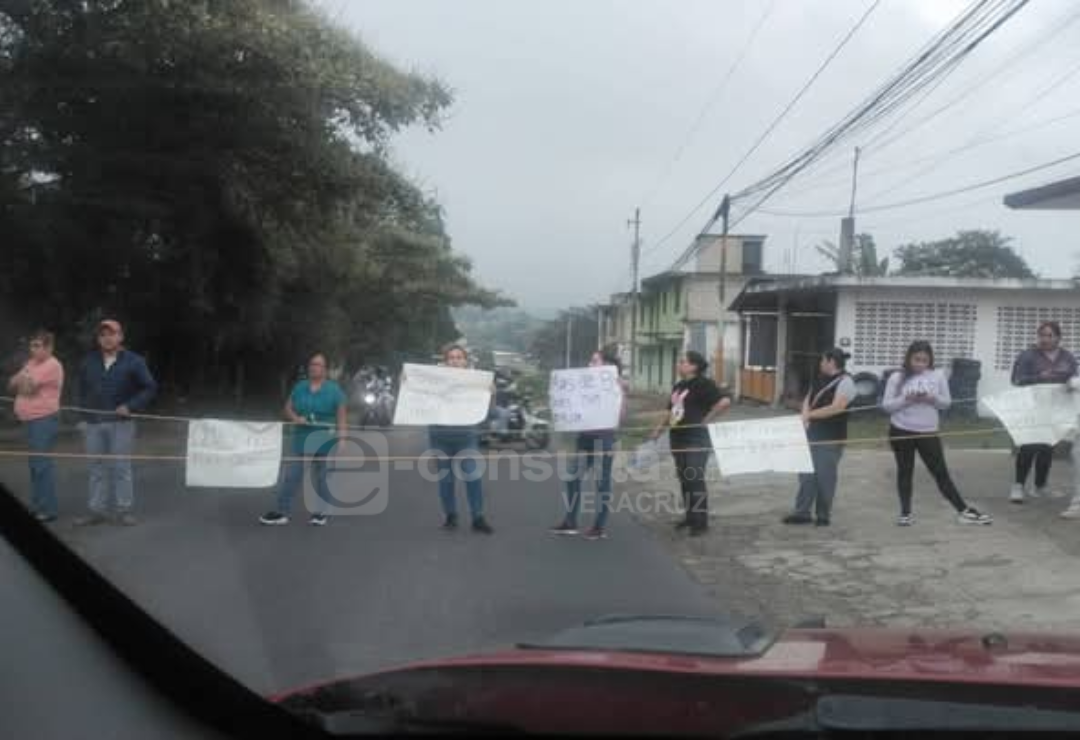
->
xmin=186 ymin=420 xmax=283 ymax=488
xmin=392 ymin=364 xmax=494 ymax=426
xmin=549 ymin=366 xmax=623 ymax=432
xmin=982 ymin=385 xmax=1080 ymax=446
xmin=708 ymin=415 xmax=814 ymax=476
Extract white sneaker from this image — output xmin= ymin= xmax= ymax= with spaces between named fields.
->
xmin=1009 ymin=484 xmax=1025 ymax=504
xmin=958 ymin=508 xmax=993 ymax=526
xmin=1032 ymin=486 xmax=1048 ymax=499
xmin=896 ymin=514 xmax=914 ymax=527
xmin=1061 ymin=505 xmax=1080 ymax=520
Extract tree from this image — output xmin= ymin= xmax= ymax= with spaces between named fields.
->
xmin=527 ymin=307 xmax=600 ymax=371
xmin=1 ymin=0 xmax=506 ymax=405
xmin=893 ymin=230 xmax=1034 ymax=279
xmin=815 ymin=233 xmax=888 ymax=276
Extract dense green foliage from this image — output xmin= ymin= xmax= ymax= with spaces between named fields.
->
xmin=1 ymin=0 xmax=506 ymax=405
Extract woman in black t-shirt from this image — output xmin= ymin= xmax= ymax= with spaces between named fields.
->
xmin=649 ymin=351 xmax=732 ymax=535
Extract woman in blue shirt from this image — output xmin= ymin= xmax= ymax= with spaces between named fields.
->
xmin=260 ymin=351 xmax=347 ymax=527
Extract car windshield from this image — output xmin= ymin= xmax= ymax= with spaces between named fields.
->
xmin=3 ymin=0 xmax=1080 ymax=730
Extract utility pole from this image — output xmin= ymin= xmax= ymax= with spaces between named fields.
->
xmin=716 ymin=195 xmax=731 ymax=386
xmin=838 ymin=147 xmax=859 ymax=274
xmin=565 ymin=311 xmax=573 ymax=368
xmin=628 ymin=207 xmax=641 ymax=388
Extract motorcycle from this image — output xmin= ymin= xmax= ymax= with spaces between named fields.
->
xmin=482 ymin=394 xmax=550 ymax=450
xmin=350 ymin=366 xmax=395 ymax=428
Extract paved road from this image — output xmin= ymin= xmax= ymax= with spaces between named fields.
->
xmin=0 ymin=430 xmax=720 ymax=695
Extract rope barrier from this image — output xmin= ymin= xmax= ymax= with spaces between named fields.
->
xmin=0 ymin=393 xmax=991 ymax=436
xmin=0 ymin=421 xmax=1052 ymax=464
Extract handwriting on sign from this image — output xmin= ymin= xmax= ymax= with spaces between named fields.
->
xmin=186 ymin=420 xmax=284 ymax=488
xmin=393 ymin=364 xmax=494 ymax=426
xmin=549 ymin=366 xmax=623 ymax=432
xmin=708 ymin=416 xmax=814 ymax=476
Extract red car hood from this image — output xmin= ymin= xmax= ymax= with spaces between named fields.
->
xmin=271 ymin=618 xmax=1080 ymax=735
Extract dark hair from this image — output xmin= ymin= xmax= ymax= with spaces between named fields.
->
xmin=442 ymin=343 xmax=468 ymax=360
xmin=902 ymin=340 xmax=935 ymax=379
xmin=1038 ymin=321 xmax=1062 ymax=339
xmin=306 ymin=351 xmax=328 ymax=366
xmin=821 ymin=348 xmax=850 ymax=371
xmin=595 ymin=348 xmax=623 ymax=375
xmin=30 ymin=330 xmax=55 ymax=348
xmin=684 ymin=350 xmax=709 ymax=375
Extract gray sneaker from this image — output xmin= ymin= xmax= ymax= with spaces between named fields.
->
xmin=73 ymin=513 xmax=110 ymax=527
xmin=117 ymin=513 xmax=139 ymax=527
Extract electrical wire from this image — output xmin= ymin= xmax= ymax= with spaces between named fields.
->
xmin=749 ymin=148 xmax=1080 ymax=219
xmin=643 ymin=0 xmax=885 ymax=266
xmin=638 ymin=0 xmax=778 ymax=211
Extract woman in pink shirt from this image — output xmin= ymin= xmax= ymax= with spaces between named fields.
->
xmin=7 ymin=330 xmax=64 ymax=522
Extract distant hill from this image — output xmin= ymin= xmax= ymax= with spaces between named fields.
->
xmin=452 ymin=306 xmax=546 ymax=354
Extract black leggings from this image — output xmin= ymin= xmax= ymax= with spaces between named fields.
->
xmin=889 ymin=426 xmax=968 ymax=515
xmin=672 ymin=447 xmax=710 ymax=529
xmin=1015 ymin=444 xmax=1053 ymax=488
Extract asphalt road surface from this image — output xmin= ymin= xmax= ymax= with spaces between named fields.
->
xmin=0 ymin=430 xmax=720 ymax=695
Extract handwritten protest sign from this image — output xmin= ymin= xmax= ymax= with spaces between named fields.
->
xmin=982 ymin=385 xmax=1080 ymax=446
xmin=549 ymin=366 xmax=623 ymax=432
xmin=708 ymin=415 xmax=814 ymax=476
xmin=393 ymin=364 xmax=494 ymax=426
xmin=186 ymin=420 xmax=283 ymax=488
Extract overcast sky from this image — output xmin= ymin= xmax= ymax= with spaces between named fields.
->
xmin=324 ymin=0 xmax=1080 ymax=312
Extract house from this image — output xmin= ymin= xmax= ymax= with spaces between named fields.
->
xmin=597 ymin=292 xmax=634 ymax=371
xmin=616 ymin=234 xmax=768 ymax=393
xmin=731 ymin=275 xmax=1080 ymax=414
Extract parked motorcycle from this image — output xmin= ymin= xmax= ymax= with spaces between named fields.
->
xmin=482 ymin=394 xmax=550 ymax=450
xmin=350 ymin=366 xmax=395 ymax=428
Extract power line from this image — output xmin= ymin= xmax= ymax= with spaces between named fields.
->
xmin=649 ymin=0 xmax=884 ymax=268
xmin=751 ymin=149 xmax=1080 ymax=218
xmin=639 ymin=0 xmax=778 ymax=210
xmin=856 ymin=1 xmax=1080 ymax=158
xmin=709 ymin=0 xmax=1031 ymax=241
xmin=674 ymin=0 xmax=1028 ymax=270
xmin=771 ymin=103 xmax=1080 ymax=201
xmin=733 ymin=0 xmax=1031 ymax=204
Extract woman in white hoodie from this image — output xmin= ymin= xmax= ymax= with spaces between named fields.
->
xmin=881 ymin=341 xmax=992 ymax=527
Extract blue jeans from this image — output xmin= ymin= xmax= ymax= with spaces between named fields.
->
xmin=276 ymin=452 xmax=331 ymax=514
xmin=429 ymin=428 xmax=484 ymax=521
xmin=563 ymin=433 xmax=615 ymax=529
xmin=85 ymin=420 xmax=136 ymax=513
xmin=26 ymin=414 xmax=59 ymax=517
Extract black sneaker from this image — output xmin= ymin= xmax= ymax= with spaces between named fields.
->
xmin=688 ymin=526 xmax=709 ymax=537
xmin=259 ymin=512 xmax=289 ymax=526
xmin=549 ymin=522 xmax=579 ymax=536
xmin=782 ymin=513 xmax=813 ymax=525
xmin=814 ymin=519 xmax=831 ymax=527
xmin=309 ymin=513 xmax=329 ymax=527
xmin=472 ymin=517 xmax=494 ymax=535
xmin=583 ymin=527 xmax=608 ymax=540
xmin=34 ymin=512 xmax=58 ymax=524
xmin=441 ymin=514 xmax=459 ymax=531
xmin=674 ymin=519 xmax=691 ymax=530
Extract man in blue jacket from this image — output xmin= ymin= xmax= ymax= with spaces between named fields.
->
xmin=74 ymin=319 xmax=158 ymax=527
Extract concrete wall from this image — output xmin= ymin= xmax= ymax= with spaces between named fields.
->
xmin=833 ymin=286 xmax=1080 ymax=414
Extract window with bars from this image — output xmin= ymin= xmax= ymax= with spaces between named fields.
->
xmin=995 ymin=306 xmax=1080 ymax=370
xmin=853 ymin=301 xmax=976 ymax=367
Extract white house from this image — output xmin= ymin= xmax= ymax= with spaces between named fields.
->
xmin=731 ymin=275 xmax=1080 ymax=414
